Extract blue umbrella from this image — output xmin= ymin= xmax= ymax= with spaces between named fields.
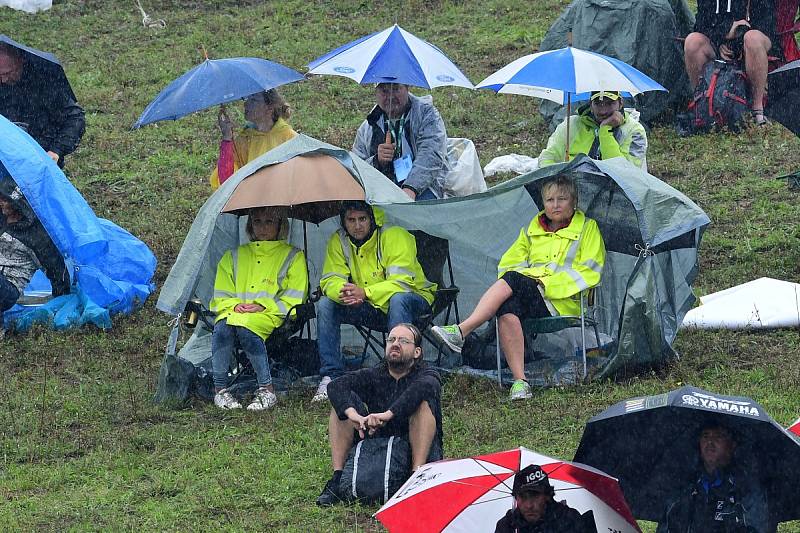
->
xmin=0 ymin=34 xmax=60 ymax=65
xmin=574 ymin=385 xmax=800 ymax=524
xmin=307 ymin=24 xmax=473 ymax=89
xmin=133 ymin=57 xmax=305 ymax=128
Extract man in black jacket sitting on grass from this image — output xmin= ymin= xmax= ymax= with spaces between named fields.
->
xmin=316 ymin=322 xmax=443 ymax=506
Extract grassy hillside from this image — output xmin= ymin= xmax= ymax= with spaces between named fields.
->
xmin=1 ymin=1 xmax=799 ymax=531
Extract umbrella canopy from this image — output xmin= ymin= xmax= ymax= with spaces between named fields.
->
xmin=374 ymin=446 xmax=640 ymax=532
xmin=476 ymin=46 xmax=666 ymax=105
xmin=0 ymin=34 xmax=60 ymax=65
xmin=133 ymin=57 xmax=304 ymax=128
xmin=574 ymin=385 xmax=800 ymax=523
xmin=766 ymin=59 xmax=800 ymax=137
xmin=220 ymin=153 xmax=365 ymax=223
xmin=307 ymin=24 xmax=473 ymax=89
xmin=790 ymin=418 xmax=800 ymax=437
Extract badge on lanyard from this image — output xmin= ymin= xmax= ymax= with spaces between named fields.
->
xmin=393 ymin=154 xmax=413 ymax=183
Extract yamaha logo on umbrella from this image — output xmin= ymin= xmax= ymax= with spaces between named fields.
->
xmin=334 ymin=66 xmax=355 ymax=73
xmin=682 ymin=393 xmax=759 ymax=417
xmin=436 ymin=74 xmax=455 ymax=82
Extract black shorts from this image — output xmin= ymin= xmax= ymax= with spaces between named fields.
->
xmin=496 ymin=271 xmax=552 ymax=320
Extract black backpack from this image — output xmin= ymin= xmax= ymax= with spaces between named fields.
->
xmin=676 ymin=60 xmax=749 ymax=136
xmin=338 ymin=436 xmax=411 ymax=504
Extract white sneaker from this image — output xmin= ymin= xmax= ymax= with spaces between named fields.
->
xmin=247 ymin=388 xmax=278 ymax=411
xmin=214 ymin=389 xmax=242 ymax=410
xmin=312 ymin=376 xmax=332 ymax=403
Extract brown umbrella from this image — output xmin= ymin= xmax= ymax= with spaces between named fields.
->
xmin=221 ymin=153 xmax=366 ymax=223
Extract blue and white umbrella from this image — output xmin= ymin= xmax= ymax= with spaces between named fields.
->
xmin=307 ymin=24 xmax=473 ymax=89
xmin=133 ymin=57 xmax=304 ymax=128
xmin=476 ymin=46 xmax=666 ymax=104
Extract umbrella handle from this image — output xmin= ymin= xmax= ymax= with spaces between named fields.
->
xmin=385 ymin=129 xmax=392 ymax=144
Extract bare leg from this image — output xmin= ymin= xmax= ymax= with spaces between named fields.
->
xmin=743 ymin=30 xmax=772 ymax=113
xmin=328 ymin=408 xmax=355 ymax=471
xmin=498 ymin=313 xmax=526 ymax=381
xmin=408 ymin=401 xmax=437 ymax=470
xmin=458 ymin=279 xmax=513 ymax=336
xmin=684 ymin=32 xmax=716 ymax=88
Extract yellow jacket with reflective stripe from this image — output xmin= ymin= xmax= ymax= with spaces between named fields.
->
xmin=320 ymin=217 xmax=436 ymax=314
xmin=210 ymin=240 xmax=308 ymax=340
xmin=497 ymin=210 xmax=605 ymax=316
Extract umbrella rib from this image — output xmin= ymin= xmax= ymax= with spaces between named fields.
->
xmin=467 ymin=457 xmax=515 ymax=493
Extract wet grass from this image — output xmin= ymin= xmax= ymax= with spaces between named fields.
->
xmin=0 ymin=0 xmax=799 ymax=530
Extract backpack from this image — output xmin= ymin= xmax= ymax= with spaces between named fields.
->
xmin=338 ymin=436 xmax=411 ymax=504
xmin=676 ymin=60 xmax=749 ymax=136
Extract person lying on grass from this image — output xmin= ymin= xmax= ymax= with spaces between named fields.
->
xmin=431 ymin=175 xmax=605 ymax=401
xmin=209 ymin=206 xmax=307 ymax=411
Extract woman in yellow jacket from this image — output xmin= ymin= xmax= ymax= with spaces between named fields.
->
xmin=431 ymin=176 xmax=605 ymax=401
xmin=209 ymin=89 xmax=297 ymax=190
xmin=209 ymin=206 xmax=308 ymax=410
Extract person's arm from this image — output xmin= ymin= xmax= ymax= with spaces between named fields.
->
xmin=274 ymin=249 xmax=308 ymax=318
xmin=539 ymin=218 xmax=605 ymax=301
xmin=497 ymin=227 xmax=532 ymax=277
xmin=738 ymin=475 xmax=771 ymax=533
xmin=361 ymin=228 xmax=430 ymax=309
xmin=616 ymin=117 xmax=648 ymax=169
xmin=402 ymin=104 xmax=448 ymax=195
xmin=209 ymin=251 xmax=240 ymax=316
xmin=327 ymin=369 xmax=373 ymax=419
xmin=385 ymin=367 xmax=441 ymax=423
xmin=538 ymin=119 xmax=569 ymax=167
xmin=35 ymin=237 xmax=70 ymax=296
xmin=46 ymin=76 xmax=85 ymax=160
xmin=352 ymin=120 xmax=378 ymax=166
xmin=320 ymin=233 xmax=350 ymax=302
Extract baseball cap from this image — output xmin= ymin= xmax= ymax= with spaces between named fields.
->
xmin=512 ymin=465 xmax=554 ymax=495
xmin=590 ymin=90 xmax=621 ymax=101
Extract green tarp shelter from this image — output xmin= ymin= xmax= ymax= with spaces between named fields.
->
xmin=156 ymin=134 xmax=708 ymax=401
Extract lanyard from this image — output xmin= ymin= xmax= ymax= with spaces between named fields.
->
xmin=386 ymin=114 xmax=406 ymax=158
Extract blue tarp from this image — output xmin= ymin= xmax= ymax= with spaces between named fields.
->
xmin=0 ymin=115 xmax=156 ymax=331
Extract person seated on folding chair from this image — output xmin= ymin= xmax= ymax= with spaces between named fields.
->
xmin=313 ymin=201 xmax=436 ymax=403
xmin=538 ymin=91 xmax=648 ymax=170
xmin=684 ymin=0 xmax=778 ymax=125
xmin=495 ymin=464 xmax=594 ymax=533
xmin=0 ymin=178 xmax=70 ymax=324
xmin=316 ymin=323 xmax=443 ymax=506
xmin=209 ymin=206 xmax=308 ymax=411
xmin=431 ymin=175 xmax=605 ymax=401
xmin=656 ymin=423 xmax=770 ymax=533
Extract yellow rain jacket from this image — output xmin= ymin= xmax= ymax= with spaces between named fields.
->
xmin=210 ymin=240 xmax=308 ymax=340
xmin=320 ymin=209 xmax=436 ymax=314
xmin=209 ymin=118 xmax=297 ymax=190
xmin=498 ymin=209 xmax=605 ymax=316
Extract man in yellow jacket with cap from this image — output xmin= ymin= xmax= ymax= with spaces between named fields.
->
xmin=312 ymin=201 xmax=436 ymax=403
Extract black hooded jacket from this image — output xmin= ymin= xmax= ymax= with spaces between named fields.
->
xmin=494 ymin=500 xmax=596 ymax=533
xmin=0 ymin=178 xmax=69 ymax=296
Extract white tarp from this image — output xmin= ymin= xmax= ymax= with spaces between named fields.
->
xmin=681 ymin=277 xmax=800 ymax=330
xmin=0 ymin=0 xmax=51 ymax=13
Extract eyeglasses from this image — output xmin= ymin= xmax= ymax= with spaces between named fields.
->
xmin=387 ymin=336 xmax=415 ymax=346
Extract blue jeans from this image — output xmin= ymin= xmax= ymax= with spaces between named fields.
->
xmin=416 ymin=188 xmax=437 ymax=201
xmin=211 ymin=319 xmax=271 ymax=390
xmin=316 ymin=292 xmax=430 ymax=377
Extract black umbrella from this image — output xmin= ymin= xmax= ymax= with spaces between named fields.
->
xmin=766 ymin=60 xmax=800 ymax=137
xmin=574 ymin=385 xmax=800 ymax=524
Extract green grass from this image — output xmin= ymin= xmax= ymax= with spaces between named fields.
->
xmin=1 ymin=0 xmax=799 ymax=530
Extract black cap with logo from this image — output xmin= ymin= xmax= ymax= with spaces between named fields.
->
xmin=512 ymin=464 xmax=555 ymax=496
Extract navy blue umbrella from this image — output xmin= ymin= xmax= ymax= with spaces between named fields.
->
xmin=574 ymin=385 xmax=800 ymax=524
xmin=0 ymin=35 xmax=60 ymax=65
xmin=133 ymin=57 xmax=304 ymax=128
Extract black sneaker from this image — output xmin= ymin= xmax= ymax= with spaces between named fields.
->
xmin=316 ymin=476 xmax=342 ymax=507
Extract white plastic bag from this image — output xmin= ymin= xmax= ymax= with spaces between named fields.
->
xmin=0 ymin=0 xmax=52 ymax=13
xmin=442 ymin=138 xmax=487 ymax=198
xmin=483 ymin=154 xmax=539 ymax=177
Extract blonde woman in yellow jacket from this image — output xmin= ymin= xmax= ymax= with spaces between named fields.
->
xmin=312 ymin=201 xmax=436 ymax=402
xmin=209 ymin=89 xmax=297 ymax=190
xmin=209 ymin=206 xmax=308 ymax=410
xmin=432 ymin=176 xmax=605 ymax=401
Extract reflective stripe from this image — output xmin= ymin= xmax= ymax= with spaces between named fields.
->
xmin=352 ymin=440 xmax=363 ymax=498
xmin=395 ymin=280 xmax=415 ymax=292
xmin=238 ymin=290 xmax=274 ymax=300
xmin=582 ymin=259 xmax=603 ymax=274
xmin=320 ymin=272 xmax=347 ymax=281
xmin=387 ymin=266 xmax=415 ymax=277
xmin=275 ymin=300 xmax=289 ymax=314
xmin=384 ymin=436 xmax=395 ymax=502
xmin=338 ymin=229 xmax=352 ymax=270
xmin=231 ymin=247 xmax=239 ymax=281
xmin=563 ymin=267 xmax=590 ymax=291
xmin=213 ymin=290 xmax=236 ymax=298
xmin=277 ymin=247 xmax=300 ymax=288
xmin=281 ymin=289 xmax=305 ymax=300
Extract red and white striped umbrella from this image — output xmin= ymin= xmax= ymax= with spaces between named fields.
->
xmin=375 ymin=447 xmax=640 ymax=533
xmin=790 ymin=417 xmax=800 ymax=437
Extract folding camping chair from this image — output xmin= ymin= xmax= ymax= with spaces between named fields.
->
xmin=495 ymin=286 xmax=600 ymax=385
xmin=356 ymin=232 xmax=460 ymax=366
